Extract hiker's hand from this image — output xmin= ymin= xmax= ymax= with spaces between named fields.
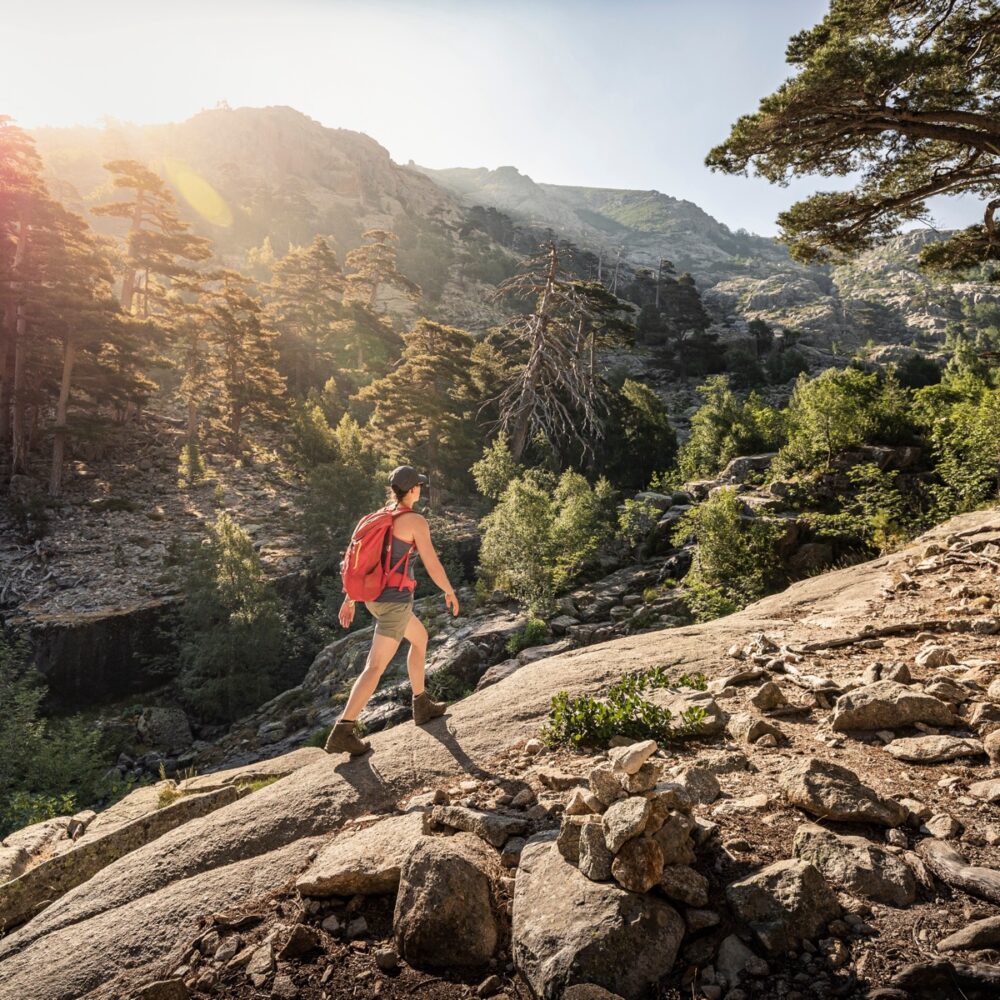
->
xmin=339 ymin=600 xmax=356 ymax=629
xmin=445 ymin=591 xmax=459 ymax=617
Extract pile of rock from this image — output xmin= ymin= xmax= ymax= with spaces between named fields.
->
xmin=554 ymin=740 xmax=710 ymax=908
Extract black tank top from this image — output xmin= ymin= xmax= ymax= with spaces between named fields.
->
xmin=377 ymin=534 xmax=417 ymax=603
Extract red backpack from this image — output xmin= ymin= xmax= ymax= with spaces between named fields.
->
xmin=340 ymin=506 xmax=416 ymax=602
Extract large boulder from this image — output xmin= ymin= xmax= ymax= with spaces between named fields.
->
xmin=726 ymin=859 xmax=841 ymax=953
xmin=136 ymin=707 xmax=192 ymax=752
xmin=513 ymin=835 xmax=683 ymax=1000
xmin=393 ymin=834 xmax=500 ymax=969
xmin=792 ymin=823 xmax=917 ymax=906
xmin=296 ymin=812 xmax=425 ymax=896
xmin=782 ymin=757 xmax=906 ymax=826
xmin=831 ymin=681 xmax=955 ymax=732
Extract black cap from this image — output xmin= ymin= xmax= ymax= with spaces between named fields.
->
xmin=389 ymin=466 xmax=428 ymax=492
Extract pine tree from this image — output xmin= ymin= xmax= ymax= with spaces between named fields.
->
xmin=92 ymin=159 xmax=212 ymax=316
xmin=3 ymin=124 xmax=153 ymax=487
xmin=265 ymin=235 xmax=344 ymax=395
xmin=707 ymin=1 xmax=1000 ymax=273
xmin=355 ymin=319 xmax=481 ymax=487
xmin=342 ymin=229 xmax=420 ymax=369
xmin=34 ymin=204 xmax=135 ymax=495
xmin=174 ymin=513 xmax=285 ymax=723
xmin=0 ymin=117 xmax=47 ymax=475
xmin=201 ymin=270 xmax=285 ymax=455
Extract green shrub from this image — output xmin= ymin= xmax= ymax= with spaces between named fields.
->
xmin=776 ymin=368 xmax=913 ymax=474
xmin=305 ymin=726 xmax=330 ymax=748
xmin=3 ymin=790 xmax=78 ymax=834
xmin=177 ymin=442 xmax=208 ymax=487
xmin=597 ymin=380 xmax=678 ymax=490
xmin=914 ymin=373 xmax=1000 ymax=516
xmin=677 ymin=376 xmax=784 ymax=481
xmin=0 ymin=638 xmax=115 ymax=839
xmin=471 ymin=432 xmax=523 ymax=501
xmin=505 ymin=618 xmax=549 ymax=655
xmin=289 ymin=399 xmax=341 ymax=465
xmin=617 ymin=498 xmax=662 ymax=552
xmin=673 ymin=488 xmax=783 ymax=622
xmin=478 ymin=469 xmax=617 ymax=612
xmin=426 ymin=672 xmax=475 ymax=703
xmin=299 ymin=415 xmax=383 ymax=572
xmin=542 ymin=669 xmax=708 ymax=749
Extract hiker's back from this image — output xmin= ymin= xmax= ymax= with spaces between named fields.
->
xmin=376 ymin=532 xmax=419 ymax=602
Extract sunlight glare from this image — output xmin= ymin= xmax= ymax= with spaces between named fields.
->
xmin=160 ymin=158 xmax=233 ymax=227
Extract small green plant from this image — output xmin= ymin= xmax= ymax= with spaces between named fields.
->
xmin=212 ymin=483 xmax=226 ymax=507
xmin=542 ymin=669 xmax=709 ymax=749
xmin=178 ymin=442 xmax=208 ymax=487
xmin=505 ymin=618 xmax=549 ymax=656
xmin=305 ymin=726 xmax=330 ymax=748
xmin=156 ymin=764 xmax=182 ymax=808
xmin=235 ymin=775 xmax=280 ymax=795
xmin=427 ymin=672 xmax=475 ymax=704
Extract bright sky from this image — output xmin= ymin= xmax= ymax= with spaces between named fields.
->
xmin=5 ymin=0 xmax=982 ymax=237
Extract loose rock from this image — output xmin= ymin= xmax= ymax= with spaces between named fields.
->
xmin=792 ymin=824 xmax=917 ymax=907
xmin=726 ymin=859 xmax=841 ymax=953
xmin=602 ymin=797 xmax=652 ymax=854
xmin=782 ymin=757 xmax=906 ymax=826
xmin=608 ymin=740 xmax=658 ymax=775
xmin=937 ymin=915 xmax=1000 ymax=952
xmin=831 ymin=681 xmax=955 ymax=732
xmin=430 ymin=805 xmax=528 ymax=848
xmin=578 ymin=821 xmax=614 ymax=882
xmin=884 ymin=736 xmax=985 ymax=764
xmin=658 ymin=865 xmax=709 ymax=907
xmin=296 ymin=812 xmax=424 ymax=896
xmin=611 ymin=837 xmax=663 ymax=893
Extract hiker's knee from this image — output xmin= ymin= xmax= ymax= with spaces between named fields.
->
xmin=405 ymin=618 xmax=428 ymax=651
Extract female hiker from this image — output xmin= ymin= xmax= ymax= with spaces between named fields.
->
xmin=324 ymin=465 xmax=460 ymax=756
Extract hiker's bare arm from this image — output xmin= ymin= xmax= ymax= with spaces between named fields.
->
xmin=407 ymin=515 xmax=459 ymax=616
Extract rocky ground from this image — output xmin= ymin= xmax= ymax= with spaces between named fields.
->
xmin=2 ymin=511 xmax=1000 ymax=998
xmin=1 ymin=406 xmax=306 ymax=620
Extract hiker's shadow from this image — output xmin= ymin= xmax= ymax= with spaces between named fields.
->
xmin=331 ymin=714 xmax=505 ymax=795
xmin=419 ymin=714 xmax=504 ymax=784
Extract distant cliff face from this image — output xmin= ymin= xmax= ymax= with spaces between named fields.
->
xmin=29 ymin=106 xmax=1000 ymax=346
xmin=421 ymin=164 xmax=1000 ymax=350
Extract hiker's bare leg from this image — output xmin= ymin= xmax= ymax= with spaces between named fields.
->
xmin=404 ymin=616 xmax=429 ymax=695
xmin=340 ymin=633 xmax=402 ymax=721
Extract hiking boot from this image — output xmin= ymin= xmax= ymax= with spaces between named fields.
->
xmin=324 ymin=720 xmax=370 ymax=756
xmin=412 ymin=691 xmax=447 ymax=726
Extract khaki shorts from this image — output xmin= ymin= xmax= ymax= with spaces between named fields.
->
xmin=364 ymin=599 xmax=414 ymax=642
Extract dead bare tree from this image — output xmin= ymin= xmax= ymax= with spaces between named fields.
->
xmin=488 ymin=242 xmax=613 ymax=462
